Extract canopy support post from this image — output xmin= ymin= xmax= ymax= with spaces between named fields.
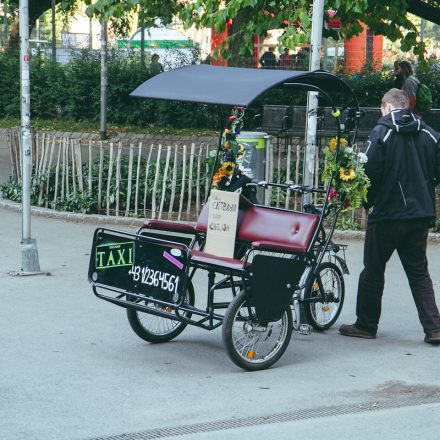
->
xmin=204 ymin=105 xmax=225 ymax=204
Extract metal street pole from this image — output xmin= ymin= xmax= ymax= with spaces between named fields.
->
xmin=420 ymin=19 xmax=425 ymax=41
xmin=89 ymin=16 xmax=93 ymax=49
xmin=140 ymin=7 xmax=145 ymax=66
xmin=3 ymin=0 xmax=7 ymax=44
xmin=303 ymin=0 xmax=324 ymax=204
xmin=20 ymin=0 xmax=40 ymax=272
xmin=100 ymin=19 xmax=108 ymax=140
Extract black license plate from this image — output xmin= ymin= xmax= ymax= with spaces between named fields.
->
xmin=89 ymin=228 xmax=189 ymax=303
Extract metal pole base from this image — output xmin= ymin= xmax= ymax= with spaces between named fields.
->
xmin=21 ymin=238 xmax=41 ymax=273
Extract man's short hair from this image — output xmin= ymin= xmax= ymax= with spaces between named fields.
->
xmin=381 ymin=88 xmax=409 ymax=109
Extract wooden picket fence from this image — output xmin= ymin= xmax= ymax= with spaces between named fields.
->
xmin=6 ymin=128 xmax=331 ymax=221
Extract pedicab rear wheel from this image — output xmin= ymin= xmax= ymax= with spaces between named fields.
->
xmin=222 ymin=290 xmax=293 ymax=371
xmin=126 ymin=282 xmax=195 ymax=343
xmin=304 ymin=262 xmax=344 ymax=330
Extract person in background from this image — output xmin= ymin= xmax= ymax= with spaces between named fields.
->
xmin=339 ymin=88 xmax=440 ymax=345
xmin=259 ymin=46 xmax=277 ymax=69
xmin=296 ymin=46 xmax=310 ymax=70
xmin=279 ymin=48 xmax=292 ymax=70
xmin=393 ymin=60 xmax=404 ymax=89
xmin=398 ymin=61 xmax=419 ymax=112
xmin=149 ymin=53 xmax=164 ymax=76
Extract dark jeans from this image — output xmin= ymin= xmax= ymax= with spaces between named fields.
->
xmin=356 ymin=219 xmax=440 ymax=334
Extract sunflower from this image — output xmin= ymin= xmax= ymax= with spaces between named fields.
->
xmin=339 ymin=167 xmax=356 ymax=181
xmin=329 ymin=137 xmax=347 ymax=153
xmin=221 ymin=161 xmax=235 ymax=176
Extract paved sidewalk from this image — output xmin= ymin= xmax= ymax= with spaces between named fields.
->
xmin=1 ymin=208 xmax=439 ymax=440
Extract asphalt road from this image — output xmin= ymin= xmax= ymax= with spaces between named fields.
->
xmin=0 ymin=208 xmax=439 ymax=440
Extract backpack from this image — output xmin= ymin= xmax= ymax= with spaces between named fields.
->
xmin=415 ymin=82 xmax=433 ymax=112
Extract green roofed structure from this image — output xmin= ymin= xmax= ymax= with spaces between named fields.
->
xmin=118 ymin=26 xmax=194 ymax=50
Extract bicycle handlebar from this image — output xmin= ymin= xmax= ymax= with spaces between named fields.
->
xmin=246 ymin=180 xmax=326 ymax=194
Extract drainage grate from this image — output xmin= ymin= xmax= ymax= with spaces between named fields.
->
xmin=87 ymin=392 xmax=440 ymax=440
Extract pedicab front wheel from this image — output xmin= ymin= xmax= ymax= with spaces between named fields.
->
xmin=304 ymin=262 xmax=345 ymax=331
xmin=222 ymin=290 xmax=293 ymax=371
xmin=126 ymin=282 xmax=195 ymax=343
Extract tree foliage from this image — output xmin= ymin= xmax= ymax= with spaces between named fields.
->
xmin=5 ymin=0 xmax=88 ymax=44
xmin=179 ymin=0 xmax=440 ymax=59
xmin=4 ymin=1 xmax=440 ymax=59
xmin=84 ymin=0 xmax=440 ymax=61
xmin=86 ymin=0 xmax=179 ymax=28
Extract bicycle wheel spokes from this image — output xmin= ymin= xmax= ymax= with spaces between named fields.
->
xmin=306 ymin=262 xmax=345 ymax=330
xmin=231 ymin=305 xmax=289 ymax=363
xmin=137 ymin=303 xmax=182 ymax=335
xmin=127 ymin=286 xmax=195 ymax=343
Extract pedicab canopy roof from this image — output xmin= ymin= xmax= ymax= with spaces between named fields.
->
xmin=130 ymin=64 xmax=353 ymax=107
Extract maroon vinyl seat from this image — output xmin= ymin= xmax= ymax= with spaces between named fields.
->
xmin=238 ymin=206 xmax=319 ymax=254
xmin=190 ymin=249 xmax=245 ymax=272
xmin=142 ymin=219 xmax=196 ymax=234
xmin=196 ymin=203 xmax=319 ymax=254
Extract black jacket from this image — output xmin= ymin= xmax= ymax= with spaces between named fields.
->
xmin=365 ymin=109 xmax=440 ymax=223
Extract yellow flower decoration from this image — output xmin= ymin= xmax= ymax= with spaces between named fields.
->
xmin=221 ymin=161 xmax=235 ymax=176
xmin=329 ymin=137 xmax=347 ymax=153
xmin=339 ymin=167 xmax=356 ymax=181
xmin=212 ymin=169 xmax=227 ymax=184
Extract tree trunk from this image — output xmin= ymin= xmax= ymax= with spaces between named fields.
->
xmin=140 ymin=7 xmax=145 ymax=66
xmin=9 ymin=16 xmax=18 ymax=48
xmin=2 ymin=0 xmax=8 ymax=43
xmin=51 ymin=0 xmax=55 ymax=60
xmin=228 ymin=7 xmax=255 ymax=67
xmin=100 ymin=19 xmax=108 ymax=140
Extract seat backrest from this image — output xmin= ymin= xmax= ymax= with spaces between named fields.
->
xmin=261 ymin=105 xmax=289 ymax=130
xmin=358 ymin=108 xmax=381 ymax=131
xmin=196 ymin=200 xmax=318 ymax=254
xmin=237 ymin=206 xmax=319 ymax=254
xmin=324 ymin=107 xmax=339 ymax=129
xmin=291 ymin=106 xmax=307 ymax=129
xmin=422 ymin=109 xmax=440 ymax=131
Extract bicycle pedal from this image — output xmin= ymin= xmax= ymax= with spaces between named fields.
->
xmin=299 ymin=324 xmax=313 ymax=336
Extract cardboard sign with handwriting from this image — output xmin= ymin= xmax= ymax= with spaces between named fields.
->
xmin=204 ymin=190 xmax=240 ymax=259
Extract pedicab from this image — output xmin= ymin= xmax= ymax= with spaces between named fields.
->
xmin=88 ymin=65 xmax=365 ymax=370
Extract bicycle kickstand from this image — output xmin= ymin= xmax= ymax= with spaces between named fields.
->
xmin=293 ymin=299 xmax=313 ymax=336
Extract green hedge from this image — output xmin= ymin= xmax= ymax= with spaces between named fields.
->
xmin=0 ymin=49 xmax=220 ymax=129
xmin=0 ymin=49 xmax=439 ymax=129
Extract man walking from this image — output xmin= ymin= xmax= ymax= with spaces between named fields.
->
xmin=398 ymin=61 xmax=419 ymax=113
xmin=339 ymin=89 xmax=440 ymax=344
